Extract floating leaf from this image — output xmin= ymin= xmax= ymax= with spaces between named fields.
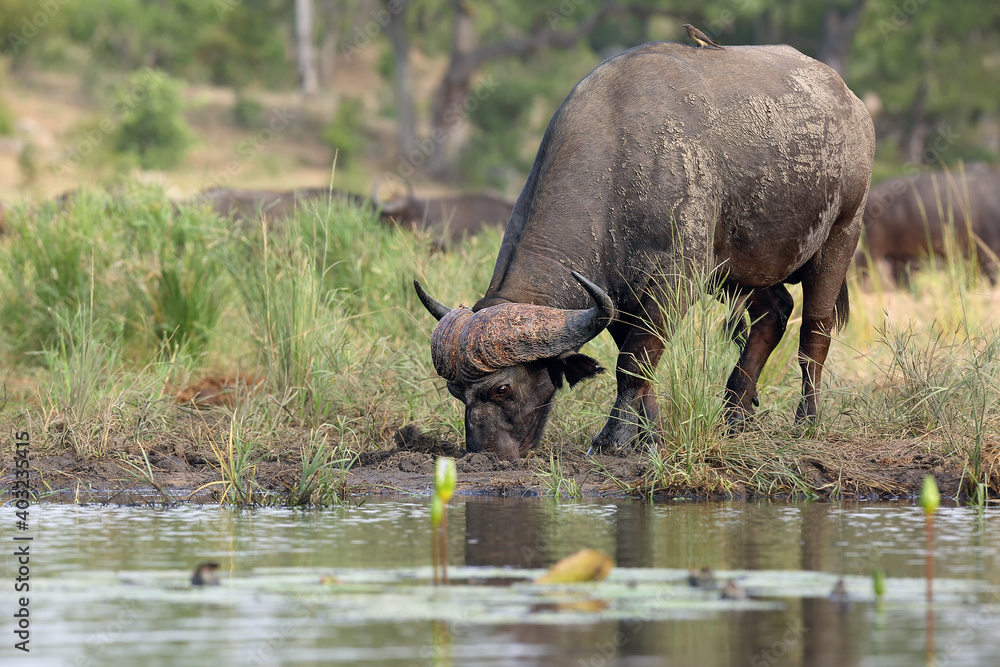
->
xmin=535 ymin=549 xmax=613 ymax=584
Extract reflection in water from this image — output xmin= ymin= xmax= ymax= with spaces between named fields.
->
xmin=464 ymin=497 xmax=547 ymax=567
xmin=17 ymin=499 xmax=1000 ymax=666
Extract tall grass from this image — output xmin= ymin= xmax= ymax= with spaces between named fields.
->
xmin=0 ymin=191 xmax=116 ymax=355
xmin=125 ymin=203 xmax=229 ymax=358
xmin=41 ymin=301 xmax=122 ymax=424
xmin=202 ymin=414 xmax=267 ymax=506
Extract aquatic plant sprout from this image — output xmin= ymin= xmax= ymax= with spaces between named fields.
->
xmin=921 ymin=475 xmax=941 ymax=515
xmin=432 ymin=456 xmax=457 ymax=584
xmin=435 ymin=456 xmax=457 ymax=503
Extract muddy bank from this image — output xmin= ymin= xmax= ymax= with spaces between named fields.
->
xmin=1 ymin=423 xmax=980 ymax=505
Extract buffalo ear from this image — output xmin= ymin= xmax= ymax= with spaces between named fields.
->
xmin=546 ymin=352 xmax=604 ymax=389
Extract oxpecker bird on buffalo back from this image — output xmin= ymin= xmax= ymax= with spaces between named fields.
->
xmin=683 ymin=24 xmax=725 ymax=49
xmin=414 ymin=40 xmax=875 ymax=461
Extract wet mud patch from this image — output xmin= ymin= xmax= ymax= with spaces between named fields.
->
xmin=0 ymin=421 xmax=987 ymax=504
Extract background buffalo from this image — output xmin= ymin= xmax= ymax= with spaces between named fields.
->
xmin=189 ymin=186 xmax=512 ymax=245
xmin=857 ymin=168 xmax=1000 ymax=285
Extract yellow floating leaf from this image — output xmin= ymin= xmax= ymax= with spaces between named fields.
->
xmin=535 ymin=549 xmax=613 ymax=584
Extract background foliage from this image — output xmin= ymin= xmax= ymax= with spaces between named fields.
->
xmin=0 ymin=0 xmax=997 ymax=189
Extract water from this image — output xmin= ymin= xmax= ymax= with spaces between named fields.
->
xmin=5 ymin=498 xmax=999 ymax=666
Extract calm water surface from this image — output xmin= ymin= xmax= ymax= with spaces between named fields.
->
xmin=6 ymin=498 xmax=1000 ymax=666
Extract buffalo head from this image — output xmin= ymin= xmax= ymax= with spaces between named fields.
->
xmin=413 ymin=272 xmax=613 ymax=460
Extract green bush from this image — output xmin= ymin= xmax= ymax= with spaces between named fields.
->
xmin=112 ymin=69 xmax=192 ymax=170
xmin=0 ymin=99 xmax=12 ymax=136
xmin=232 ymin=95 xmax=265 ymax=128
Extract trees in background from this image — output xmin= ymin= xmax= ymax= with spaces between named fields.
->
xmin=296 ymin=0 xmax=319 ymax=96
xmin=851 ymin=0 xmax=1000 ymax=165
xmin=0 ymin=0 xmax=997 ymax=183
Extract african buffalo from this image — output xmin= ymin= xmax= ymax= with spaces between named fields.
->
xmin=187 ymin=187 xmax=365 ymax=225
xmin=857 ymin=169 xmax=1000 ymax=285
xmin=192 ymin=185 xmax=512 ymax=243
xmin=371 ymin=183 xmax=514 ymax=243
xmin=414 ymin=41 xmax=875 ymax=460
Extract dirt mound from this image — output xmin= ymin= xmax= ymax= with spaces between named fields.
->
xmin=175 ymin=375 xmax=263 ymax=408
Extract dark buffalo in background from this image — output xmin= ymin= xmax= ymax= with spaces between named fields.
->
xmin=370 ymin=183 xmax=513 ymax=244
xmin=415 ymin=41 xmax=875 ymax=461
xmin=190 ymin=185 xmax=513 ymax=244
xmin=856 ymin=168 xmax=1000 ymax=285
xmin=186 ymin=186 xmax=364 ymax=224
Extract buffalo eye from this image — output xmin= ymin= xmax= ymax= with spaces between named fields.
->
xmin=491 ymin=384 xmax=511 ymax=400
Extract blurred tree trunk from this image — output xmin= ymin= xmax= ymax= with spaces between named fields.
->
xmin=386 ymin=0 xmax=417 ymax=160
xmin=317 ymin=0 xmax=341 ymax=88
xmin=426 ymin=0 xmax=477 ymax=177
xmin=424 ymin=0 xmax=630 ymax=179
xmin=903 ymin=80 xmax=930 ymax=163
xmin=296 ymin=0 xmax=319 ymax=96
xmin=818 ymin=0 xmax=867 ymax=77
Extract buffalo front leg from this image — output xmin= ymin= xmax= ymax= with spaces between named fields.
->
xmin=588 ymin=323 xmax=667 ymax=455
xmin=724 ymin=285 xmax=794 ymax=430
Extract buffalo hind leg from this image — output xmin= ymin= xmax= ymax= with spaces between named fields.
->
xmin=795 ymin=278 xmax=846 ymax=422
xmin=724 ymin=285 xmax=794 ymax=430
xmin=795 ymin=199 xmax=860 ymax=422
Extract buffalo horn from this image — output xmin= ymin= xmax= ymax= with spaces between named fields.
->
xmin=413 ymin=279 xmax=452 ymax=321
xmin=571 ymin=270 xmax=614 ymax=328
xmin=456 ymin=271 xmax=615 ymax=379
xmin=370 ymin=176 xmax=412 ymax=215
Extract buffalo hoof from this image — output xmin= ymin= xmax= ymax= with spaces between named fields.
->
xmin=587 ymin=421 xmax=633 ymax=456
xmin=724 ymin=409 xmax=756 ymax=435
xmin=586 ymin=440 xmax=620 ymax=457
xmin=588 ymin=431 xmax=657 ymax=457
xmin=794 ymin=401 xmax=819 ymax=423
